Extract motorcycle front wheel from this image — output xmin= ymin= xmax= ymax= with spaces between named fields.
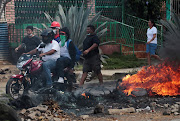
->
xmin=6 ymin=78 xmax=25 ymax=99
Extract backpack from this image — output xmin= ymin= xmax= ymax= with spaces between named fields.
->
xmin=67 ymin=39 xmax=82 ymax=62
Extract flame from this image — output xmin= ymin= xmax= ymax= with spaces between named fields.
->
xmin=120 ymin=61 xmax=180 ymax=96
xmin=81 ymin=93 xmax=89 ymax=99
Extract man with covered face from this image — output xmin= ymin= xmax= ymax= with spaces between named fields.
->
xmin=56 ymin=27 xmax=76 ymax=83
xmin=26 ymin=28 xmax=60 ymax=87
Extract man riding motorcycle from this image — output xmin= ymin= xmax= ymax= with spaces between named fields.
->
xmin=26 ymin=28 xmax=60 ymax=87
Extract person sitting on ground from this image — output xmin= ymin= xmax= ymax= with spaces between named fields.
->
xmin=50 ymin=21 xmax=61 ymax=41
xmin=79 ymin=25 xmax=103 ymax=86
xmin=15 ymin=26 xmax=41 ymax=53
xmin=56 ymin=27 xmax=76 ymax=83
xmin=25 ymin=28 xmax=60 ymax=87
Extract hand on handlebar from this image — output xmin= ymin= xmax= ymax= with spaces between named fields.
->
xmin=39 ymin=53 xmax=46 ymax=58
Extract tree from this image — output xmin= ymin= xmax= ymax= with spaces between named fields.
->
xmin=125 ymin=0 xmax=166 ymax=20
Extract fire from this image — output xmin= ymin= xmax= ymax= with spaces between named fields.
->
xmin=81 ymin=93 xmax=89 ymax=99
xmin=120 ymin=61 xmax=180 ymax=96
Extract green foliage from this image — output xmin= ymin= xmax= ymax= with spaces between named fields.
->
xmin=125 ymin=0 xmax=166 ymax=20
xmin=103 ymin=53 xmax=146 ymax=69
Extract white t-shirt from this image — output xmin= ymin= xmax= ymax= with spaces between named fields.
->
xmin=59 ymin=40 xmax=71 ymax=59
xmin=147 ymin=26 xmax=157 ymax=44
xmin=37 ymin=40 xmax=60 ymax=61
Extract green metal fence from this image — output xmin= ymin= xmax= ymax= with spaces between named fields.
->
xmin=95 ymin=16 xmax=135 ymax=54
xmin=124 ymin=14 xmax=163 ymax=46
xmin=95 ymin=0 xmax=123 ymax=22
xmin=14 ymin=0 xmax=87 ymax=24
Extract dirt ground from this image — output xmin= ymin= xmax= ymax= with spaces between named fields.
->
xmin=1 ymin=61 xmax=180 ymax=121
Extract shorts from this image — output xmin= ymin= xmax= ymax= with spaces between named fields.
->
xmin=146 ymin=43 xmax=157 ymax=55
xmin=83 ymin=54 xmax=101 ymax=74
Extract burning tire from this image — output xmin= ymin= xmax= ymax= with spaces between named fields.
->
xmin=6 ymin=78 xmax=25 ymax=99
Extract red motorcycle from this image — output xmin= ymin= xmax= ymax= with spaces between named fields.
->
xmin=6 ymin=54 xmax=43 ymax=99
xmin=6 ymin=54 xmax=76 ymax=99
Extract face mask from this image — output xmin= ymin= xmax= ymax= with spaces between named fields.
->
xmin=28 ymin=34 xmax=33 ymax=37
xmin=87 ymin=33 xmax=91 ymax=36
xmin=60 ymin=35 xmax=66 ymax=47
xmin=53 ymin=29 xmax=57 ymax=34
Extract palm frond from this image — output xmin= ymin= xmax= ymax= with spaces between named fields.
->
xmin=44 ymin=12 xmax=54 ymax=23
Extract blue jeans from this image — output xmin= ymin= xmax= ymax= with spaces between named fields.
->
xmin=42 ymin=59 xmax=56 ymax=86
xmin=146 ymin=43 xmax=157 ymax=55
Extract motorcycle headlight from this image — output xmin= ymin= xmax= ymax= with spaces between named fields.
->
xmin=16 ymin=60 xmax=29 ymax=70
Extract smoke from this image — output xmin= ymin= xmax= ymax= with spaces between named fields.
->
xmin=159 ymin=13 xmax=180 ymax=61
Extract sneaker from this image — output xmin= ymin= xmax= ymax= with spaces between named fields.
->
xmin=57 ymin=77 xmax=64 ymax=83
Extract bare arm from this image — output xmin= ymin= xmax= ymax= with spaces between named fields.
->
xmin=39 ymin=49 xmax=56 ymax=57
xmin=83 ymin=43 xmax=98 ymax=55
xmin=147 ymin=34 xmax=156 ymax=44
xmin=26 ymin=48 xmax=38 ymax=55
xmin=15 ymin=44 xmax=22 ymax=52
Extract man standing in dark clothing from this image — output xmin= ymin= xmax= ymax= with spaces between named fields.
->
xmin=80 ymin=25 xmax=103 ymax=86
xmin=15 ymin=26 xmax=41 ymax=53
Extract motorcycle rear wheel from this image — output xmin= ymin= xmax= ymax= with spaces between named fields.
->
xmin=6 ymin=78 xmax=25 ymax=99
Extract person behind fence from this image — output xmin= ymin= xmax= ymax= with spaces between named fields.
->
xmin=25 ymin=28 xmax=60 ymax=87
xmin=56 ymin=27 xmax=76 ymax=83
xmin=146 ymin=19 xmax=162 ymax=66
xmin=50 ymin=21 xmax=61 ymax=41
xmin=79 ymin=25 xmax=103 ymax=86
xmin=15 ymin=26 xmax=41 ymax=53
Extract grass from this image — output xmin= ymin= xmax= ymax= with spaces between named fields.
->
xmin=103 ymin=53 xmax=147 ymax=69
xmin=75 ymin=53 xmax=147 ymax=70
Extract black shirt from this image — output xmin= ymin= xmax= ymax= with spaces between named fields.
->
xmin=83 ymin=34 xmax=100 ymax=59
xmin=22 ymin=35 xmax=41 ymax=52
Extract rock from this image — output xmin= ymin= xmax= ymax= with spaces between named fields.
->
xmin=46 ymin=115 xmax=54 ymax=120
xmin=174 ymin=112 xmax=180 ymax=115
xmin=35 ymin=111 xmax=41 ymax=116
xmin=80 ymin=115 xmax=89 ymax=120
xmin=164 ymin=104 xmax=170 ymax=108
xmin=172 ymin=108 xmax=179 ymax=113
xmin=37 ymin=105 xmax=48 ymax=113
xmin=27 ymin=111 xmax=41 ymax=119
xmin=176 ymin=102 xmax=180 ymax=105
xmin=94 ymin=104 xmax=104 ymax=114
xmin=174 ymin=104 xmax=179 ymax=108
xmin=163 ymin=109 xmax=171 ymax=115
xmin=171 ymin=119 xmax=180 ymax=121
xmin=131 ymin=88 xmax=147 ymax=97
xmin=108 ymin=107 xmax=135 ymax=115
xmin=171 ymin=104 xmax=179 ymax=113
xmin=20 ymin=109 xmax=27 ymax=115
xmin=54 ymin=118 xmax=61 ymax=121
xmin=46 ymin=110 xmax=51 ymax=116
xmin=136 ymin=109 xmax=143 ymax=112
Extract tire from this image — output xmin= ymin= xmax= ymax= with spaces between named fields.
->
xmin=6 ymin=78 xmax=25 ymax=99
